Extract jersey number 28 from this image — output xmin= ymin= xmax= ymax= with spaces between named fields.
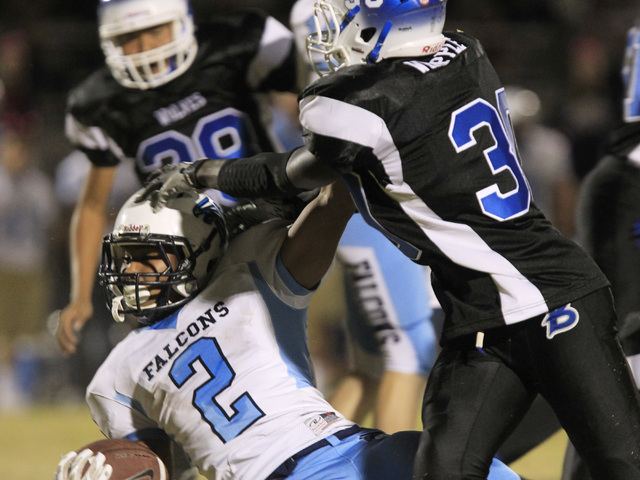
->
xmin=137 ymin=108 xmax=257 ymax=174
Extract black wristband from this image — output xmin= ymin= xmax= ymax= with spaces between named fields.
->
xmin=186 ymin=159 xmax=209 ymax=189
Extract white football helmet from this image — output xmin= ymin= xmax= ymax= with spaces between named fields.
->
xmin=100 ymin=189 xmax=227 ymax=325
xmin=98 ymin=0 xmax=198 ymax=90
xmin=306 ymin=0 xmax=448 ymax=75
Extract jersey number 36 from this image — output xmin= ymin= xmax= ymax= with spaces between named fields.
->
xmin=449 ymin=88 xmax=531 ymax=222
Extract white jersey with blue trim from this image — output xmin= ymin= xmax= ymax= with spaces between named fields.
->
xmin=86 ymin=220 xmax=354 ymax=480
xmin=337 ymin=214 xmax=436 ymax=378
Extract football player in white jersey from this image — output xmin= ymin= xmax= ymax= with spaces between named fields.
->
xmin=56 ymin=3 xmax=434 ymax=440
xmin=145 ymin=1 xmax=640 ymax=478
xmin=54 ymin=184 xmax=519 ymax=480
xmin=289 ymin=0 xmax=439 ymax=433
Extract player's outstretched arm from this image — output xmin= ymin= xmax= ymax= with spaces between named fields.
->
xmin=57 ymin=165 xmax=117 ymax=356
xmin=143 ymin=147 xmax=338 ymax=211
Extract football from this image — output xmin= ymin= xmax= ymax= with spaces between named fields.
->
xmin=78 ymin=438 xmax=169 ymax=480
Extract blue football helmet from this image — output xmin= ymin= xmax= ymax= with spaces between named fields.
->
xmin=623 ymin=23 xmax=640 ymax=122
xmin=100 ymin=189 xmax=227 ymax=325
xmin=98 ymin=0 xmax=198 ymax=89
xmin=306 ymin=0 xmax=448 ymax=75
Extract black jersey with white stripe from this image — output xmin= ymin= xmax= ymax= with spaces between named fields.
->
xmin=66 ymin=10 xmax=297 ymax=184
xmin=299 ymin=30 xmax=608 ymax=341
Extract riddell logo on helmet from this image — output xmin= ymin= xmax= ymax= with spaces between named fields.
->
xmin=120 ymin=224 xmax=150 ymax=235
xmin=422 ymin=41 xmax=444 ymax=55
xmin=126 ymin=10 xmax=151 ymax=19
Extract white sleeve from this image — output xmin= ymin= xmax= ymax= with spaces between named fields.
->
xmin=64 ymin=113 xmax=128 ymax=164
xmin=86 ymin=353 xmax=162 ymax=441
xmin=87 ymin=392 xmax=161 ymax=440
xmin=225 ymin=221 xmax=316 ymax=310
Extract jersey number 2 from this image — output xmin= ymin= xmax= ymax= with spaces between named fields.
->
xmin=449 ymin=90 xmax=531 ymax=221
xmin=170 ymin=337 xmax=265 ymax=443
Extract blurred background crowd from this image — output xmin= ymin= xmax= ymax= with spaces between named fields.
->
xmin=0 ymin=0 xmax=637 ymax=409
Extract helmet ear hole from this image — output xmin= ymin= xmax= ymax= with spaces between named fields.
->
xmin=360 ymin=27 xmax=377 ymax=43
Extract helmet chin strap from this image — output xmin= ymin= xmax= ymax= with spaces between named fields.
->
xmin=111 ymin=285 xmax=159 ymax=324
xmin=366 ymin=21 xmax=393 ymax=63
xmin=111 ymin=295 xmax=126 ymax=323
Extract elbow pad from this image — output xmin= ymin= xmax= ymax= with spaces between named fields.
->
xmin=217 ymin=151 xmax=306 ymax=198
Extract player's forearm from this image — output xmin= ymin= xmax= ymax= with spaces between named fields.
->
xmin=68 ymin=164 xmax=117 ymax=304
xmin=282 ymin=180 xmax=355 ymax=289
xmin=69 ymin=205 xmax=107 ymax=303
xmin=194 ymin=147 xmax=338 ymax=198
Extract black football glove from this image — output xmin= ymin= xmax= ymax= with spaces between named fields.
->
xmin=224 ymin=190 xmax=320 ymax=238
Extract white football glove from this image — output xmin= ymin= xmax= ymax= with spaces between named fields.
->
xmin=55 ymin=449 xmax=113 ymax=480
xmin=139 ymin=161 xmax=207 ymax=212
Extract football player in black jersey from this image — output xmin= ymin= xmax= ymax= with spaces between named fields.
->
xmin=561 ymin=18 xmax=640 ymax=480
xmin=56 ymin=0 xmax=299 ymax=356
xmin=146 ymin=1 xmax=640 ymax=478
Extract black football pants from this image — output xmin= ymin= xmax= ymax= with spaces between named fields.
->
xmin=413 ymin=288 xmax=640 ymax=480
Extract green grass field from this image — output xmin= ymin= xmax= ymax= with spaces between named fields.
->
xmin=0 ymin=404 xmax=100 ymax=479
xmin=0 ymin=404 xmax=567 ymax=479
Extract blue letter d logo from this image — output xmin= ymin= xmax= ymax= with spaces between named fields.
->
xmin=541 ymin=304 xmax=579 ymax=339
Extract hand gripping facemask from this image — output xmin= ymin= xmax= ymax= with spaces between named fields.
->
xmin=100 ymin=189 xmax=227 ymax=325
